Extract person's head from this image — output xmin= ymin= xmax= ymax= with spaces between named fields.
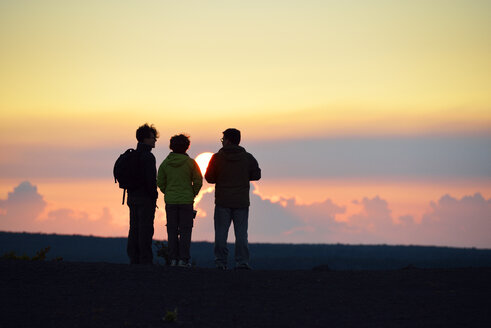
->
xmin=169 ymin=134 xmax=190 ymax=154
xmin=222 ymin=128 xmax=241 ymax=146
xmin=136 ymin=123 xmax=159 ymax=148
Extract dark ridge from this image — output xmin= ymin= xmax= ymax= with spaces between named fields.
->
xmin=2 ymin=231 xmax=491 ymax=270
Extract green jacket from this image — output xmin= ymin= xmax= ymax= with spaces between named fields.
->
xmin=157 ymin=152 xmax=203 ymax=204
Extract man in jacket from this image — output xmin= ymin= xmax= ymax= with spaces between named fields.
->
xmin=205 ymin=128 xmax=261 ymax=270
xmin=127 ymin=123 xmax=159 ymax=265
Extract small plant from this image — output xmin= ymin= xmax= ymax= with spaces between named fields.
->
xmin=31 ymin=246 xmax=50 ymax=260
xmin=1 ymin=251 xmax=29 ymax=260
xmin=1 ymin=246 xmax=62 ymax=261
xmin=154 ymin=241 xmax=170 ymax=265
xmin=162 ymin=308 xmax=178 ymax=323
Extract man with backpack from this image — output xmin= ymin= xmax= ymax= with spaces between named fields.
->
xmin=117 ymin=123 xmax=159 ymax=265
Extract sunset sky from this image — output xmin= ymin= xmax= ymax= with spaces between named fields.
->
xmin=1 ymin=1 xmax=490 ymax=248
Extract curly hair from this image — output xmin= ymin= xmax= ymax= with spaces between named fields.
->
xmin=169 ymin=134 xmax=190 ymax=154
xmin=136 ymin=123 xmax=159 ymax=142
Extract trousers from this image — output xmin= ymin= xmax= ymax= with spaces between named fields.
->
xmin=165 ymin=203 xmax=194 ymax=261
xmin=127 ymin=200 xmax=155 ymax=264
xmin=214 ymin=205 xmax=249 ymax=267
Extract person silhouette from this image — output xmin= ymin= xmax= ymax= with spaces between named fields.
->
xmin=157 ymin=134 xmax=203 ymax=267
xmin=126 ymin=123 xmax=159 ymax=265
xmin=205 ymin=128 xmax=261 ymax=270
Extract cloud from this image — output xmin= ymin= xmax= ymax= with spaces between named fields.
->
xmin=3 ymin=181 xmax=491 ymax=248
xmin=194 ymin=184 xmax=347 ymax=243
xmin=0 ymin=181 xmax=126 ymax=236
xmin=37 ymin=207 xmax=126 ymax=236
xmin=193 ymin=187 xmax=306 ymax=243
xmin=47 ymin=208 xmax=90 ymax=222
xmin=196 ymin=185 xmax=491 ymax=248
xmin=419 ymin=193 xmax=491 ymax=248
xmin=280 ymin=198 xmax=346 ymax=242
xmin=0 ymin=181 xmax=47 ymax=231
xmin=344 ymin=196 xmax=396 ymax=243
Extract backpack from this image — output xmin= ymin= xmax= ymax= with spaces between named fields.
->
xmin=113 ymin=149 xmax=141 ymax=204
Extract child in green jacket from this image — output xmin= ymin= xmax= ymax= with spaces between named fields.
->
xmin=157 ymin=134 xmax=202 ymax=267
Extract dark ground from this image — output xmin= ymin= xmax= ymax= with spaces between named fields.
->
xmin=1 ymin=260 xmax=490 ymax=328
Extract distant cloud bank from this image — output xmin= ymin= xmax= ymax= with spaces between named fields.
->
xmin=193 ymin=184 xmax=491 ymax=248
xmin=1 ymin=181 xmax=490 ymax=248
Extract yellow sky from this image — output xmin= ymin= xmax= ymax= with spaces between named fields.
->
xmin=1 ymin=0 xmax=490 ymax=146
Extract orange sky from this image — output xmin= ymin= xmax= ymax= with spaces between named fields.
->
xmin=1 ymin=176 xmax=490 ymax=247
xmin=1 ymin=1 xmax=490 ymax=247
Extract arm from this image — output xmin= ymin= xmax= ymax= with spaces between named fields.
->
xmin=156 ymin=161 xmax=167 ymax=194
xmin=191 ymin=159 xmax=203 ymax=197
xmin=249 ymin=154 xmax=261 ymax=181
xmin=204 ymin=154 xmax=217 ymax=184
xmin=144 ymin=154 xmax=158 ymax=201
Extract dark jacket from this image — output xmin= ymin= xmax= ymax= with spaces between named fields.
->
xmin=127 ymin=143 xmax=158 ymax=205
xmin=205 ymin=144 xmax=261 ymax=208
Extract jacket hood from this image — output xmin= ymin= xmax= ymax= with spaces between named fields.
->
xmin=218 ymin=145 xmax=246 ymax=161
xmin=165 ymin=152 xmax=190 ymax=167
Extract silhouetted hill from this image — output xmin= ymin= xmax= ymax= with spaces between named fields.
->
xmin=1 ymin=231 xmax=491 ymax=270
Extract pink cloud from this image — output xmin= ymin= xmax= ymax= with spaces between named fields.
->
xmin=193 ymin=187 xmax=307 ymax=243
xmin=194 ymin=185 xmax=347 ymax=243
xmin=0 ymin=181 xmax=126 ymax=237
xmin=2 ymin=181 xmax=490 ymax=248
xmin=281 ymin=199 xmax=346 ymax=242
xmin=349 ymin=196 xmax=392 ymax=229
xmin=419 ymin=193 xmax=491 ymax=248
xmin=37 ymin=207 xmax=126 ymax=236
xmin=340 ymin=196 xmax=401 ymax=244
xmin=195 ymin=185 xmax=491 ymax=247
xmin=0 ymin=181 xmax=46 ymax=232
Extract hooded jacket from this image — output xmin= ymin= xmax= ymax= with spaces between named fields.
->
xmin=205 ymin=144 xmax=261 ymax=208
xmin=157 ymin=152 xmax=203 ymax=204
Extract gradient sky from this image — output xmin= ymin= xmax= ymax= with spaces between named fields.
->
xmin=1 ymin=1 xmax=490 ymax=248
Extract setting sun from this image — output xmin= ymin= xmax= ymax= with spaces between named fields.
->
xmin=195 ymin=152 xmax=214 ymax=176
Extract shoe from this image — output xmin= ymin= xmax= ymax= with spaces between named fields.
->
xmin=235 ymin=263 xmax=252 ymax=270
xmin=216 ymin=264 xmax=227 ymax=270
xmin=178 ymin=260 xmax=191 ymax=268
xmin=170 ymin=260 xmax=178 ymax=267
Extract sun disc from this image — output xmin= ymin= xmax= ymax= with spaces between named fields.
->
xmin=195 ymin=152 xmax=214 ymax=175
